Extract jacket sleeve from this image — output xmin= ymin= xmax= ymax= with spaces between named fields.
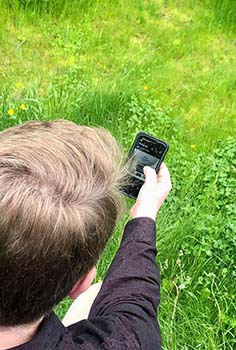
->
xmin=88 ymin=216 xmax=161 ymax=348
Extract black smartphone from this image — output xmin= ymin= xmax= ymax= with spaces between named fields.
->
xmin=120 ymin=131 xmax=169 ymax=199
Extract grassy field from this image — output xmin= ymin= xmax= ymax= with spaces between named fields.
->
xmin=0 ymin=0 xmax=235 ymax=349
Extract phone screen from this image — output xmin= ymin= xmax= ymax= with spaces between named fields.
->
xmin=131 ymin=137 xmax=166 ymax=180
xmin=134 ymin=148 xmax=160 ymax=168
xmin=120 ymin=132 xmax=169 ymax=199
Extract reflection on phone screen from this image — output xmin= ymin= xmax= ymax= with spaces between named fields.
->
xmin=132 ymin=149 xmax=160 ymax=179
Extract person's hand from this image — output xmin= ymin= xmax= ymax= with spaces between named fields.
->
xmin=130 ymin=162 xmax=172 ymax=221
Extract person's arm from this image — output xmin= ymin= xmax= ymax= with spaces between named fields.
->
xmin=88 ymin=216 xmax=160 ymax=336
xmin=88 ymin=164 xmax=171 ymax=347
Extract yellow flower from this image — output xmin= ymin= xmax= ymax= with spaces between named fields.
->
xmin=191 ymin=144 xmax=196 ymax=149
xmin=20 ymin=103 xmax=26 ymax=110
xmin=8 ymin=108 xmax=14 ymax=116
xmin=173 ymin=39 xmax=181 ymax=46
xmin=16 ymin=82 xmax=24 ymax=89
xmin=17 ymin=36 xmax=26 ymax=42
xmin=67 ymin=55 xmax=76 ymax=65
xmin=143 ymin=85 xmax=149 ymax=91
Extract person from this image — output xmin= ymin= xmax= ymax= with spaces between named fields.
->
xmin=0 ymin=119 xmax=171 ymax=349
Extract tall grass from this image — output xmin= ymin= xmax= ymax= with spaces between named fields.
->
xmin=7 ymin=0 xmax=236 ymax=30
xmin=6 ymin=0 xmax=76 ymax=15
xmin=5 ymin=0 xmax=119 ymax=17
xmin=211 ymin=0 xmax=236 ymax=31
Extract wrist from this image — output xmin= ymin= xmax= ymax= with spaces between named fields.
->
xmin=130 ymin=205 xmax=158 ymax=221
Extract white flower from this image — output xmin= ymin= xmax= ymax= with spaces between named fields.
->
xmin=164 ymin=259 xmax=168 ymax=269
xmin=176 ymin=258 xmax=181 ymax=266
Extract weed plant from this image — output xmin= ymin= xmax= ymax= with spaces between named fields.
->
xmin=0 ymin=0 xmax=235 ymax=349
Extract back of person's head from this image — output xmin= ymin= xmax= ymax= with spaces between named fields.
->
xmin=0 ymin=119 xmax=129 ymax=327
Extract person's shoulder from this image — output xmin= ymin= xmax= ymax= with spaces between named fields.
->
xmin=68 ymin=314 xmax=140 ymax=349
xmin=68 ymin=312 xmax=160 ymax=350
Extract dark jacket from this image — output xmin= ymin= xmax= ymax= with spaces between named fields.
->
xmin=13 ymin=217 xmax=161 ymax=349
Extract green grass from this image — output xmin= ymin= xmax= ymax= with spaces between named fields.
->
xmin=210 ymin=0 xmax=236 ymax=32
xmin=0 ymin=0 xmax=236 ymax=349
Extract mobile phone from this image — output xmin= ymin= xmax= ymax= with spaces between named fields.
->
xmin=120 ymin=131 xmax=169 ymax=199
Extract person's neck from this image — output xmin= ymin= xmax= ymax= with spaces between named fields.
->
xmin=0 ymin=318 xmax=43 ymax=349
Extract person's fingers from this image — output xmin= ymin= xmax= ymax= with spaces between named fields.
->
xmin=143 ymin=166 xmax=157 ymax=186
xmin=159 ymin=162 xmax=165 ymax=170
xmin=130 ymin=162 xmax=171 ymax=220
xmin=157 ymin=162 xmax=171 ymax=183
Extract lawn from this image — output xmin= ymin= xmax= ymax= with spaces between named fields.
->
xmin=0 ymin=0 xmax=235 ymax=349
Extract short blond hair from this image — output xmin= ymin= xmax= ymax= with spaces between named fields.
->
xmin=0 ymin=119 xmax=130 ymax=326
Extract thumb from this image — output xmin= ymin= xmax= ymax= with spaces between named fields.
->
xmin=143 ymin=166 xmax=157 ymax=186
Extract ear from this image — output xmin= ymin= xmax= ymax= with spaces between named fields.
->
xmin=69 ymin=266 xmax=97 ymax=299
